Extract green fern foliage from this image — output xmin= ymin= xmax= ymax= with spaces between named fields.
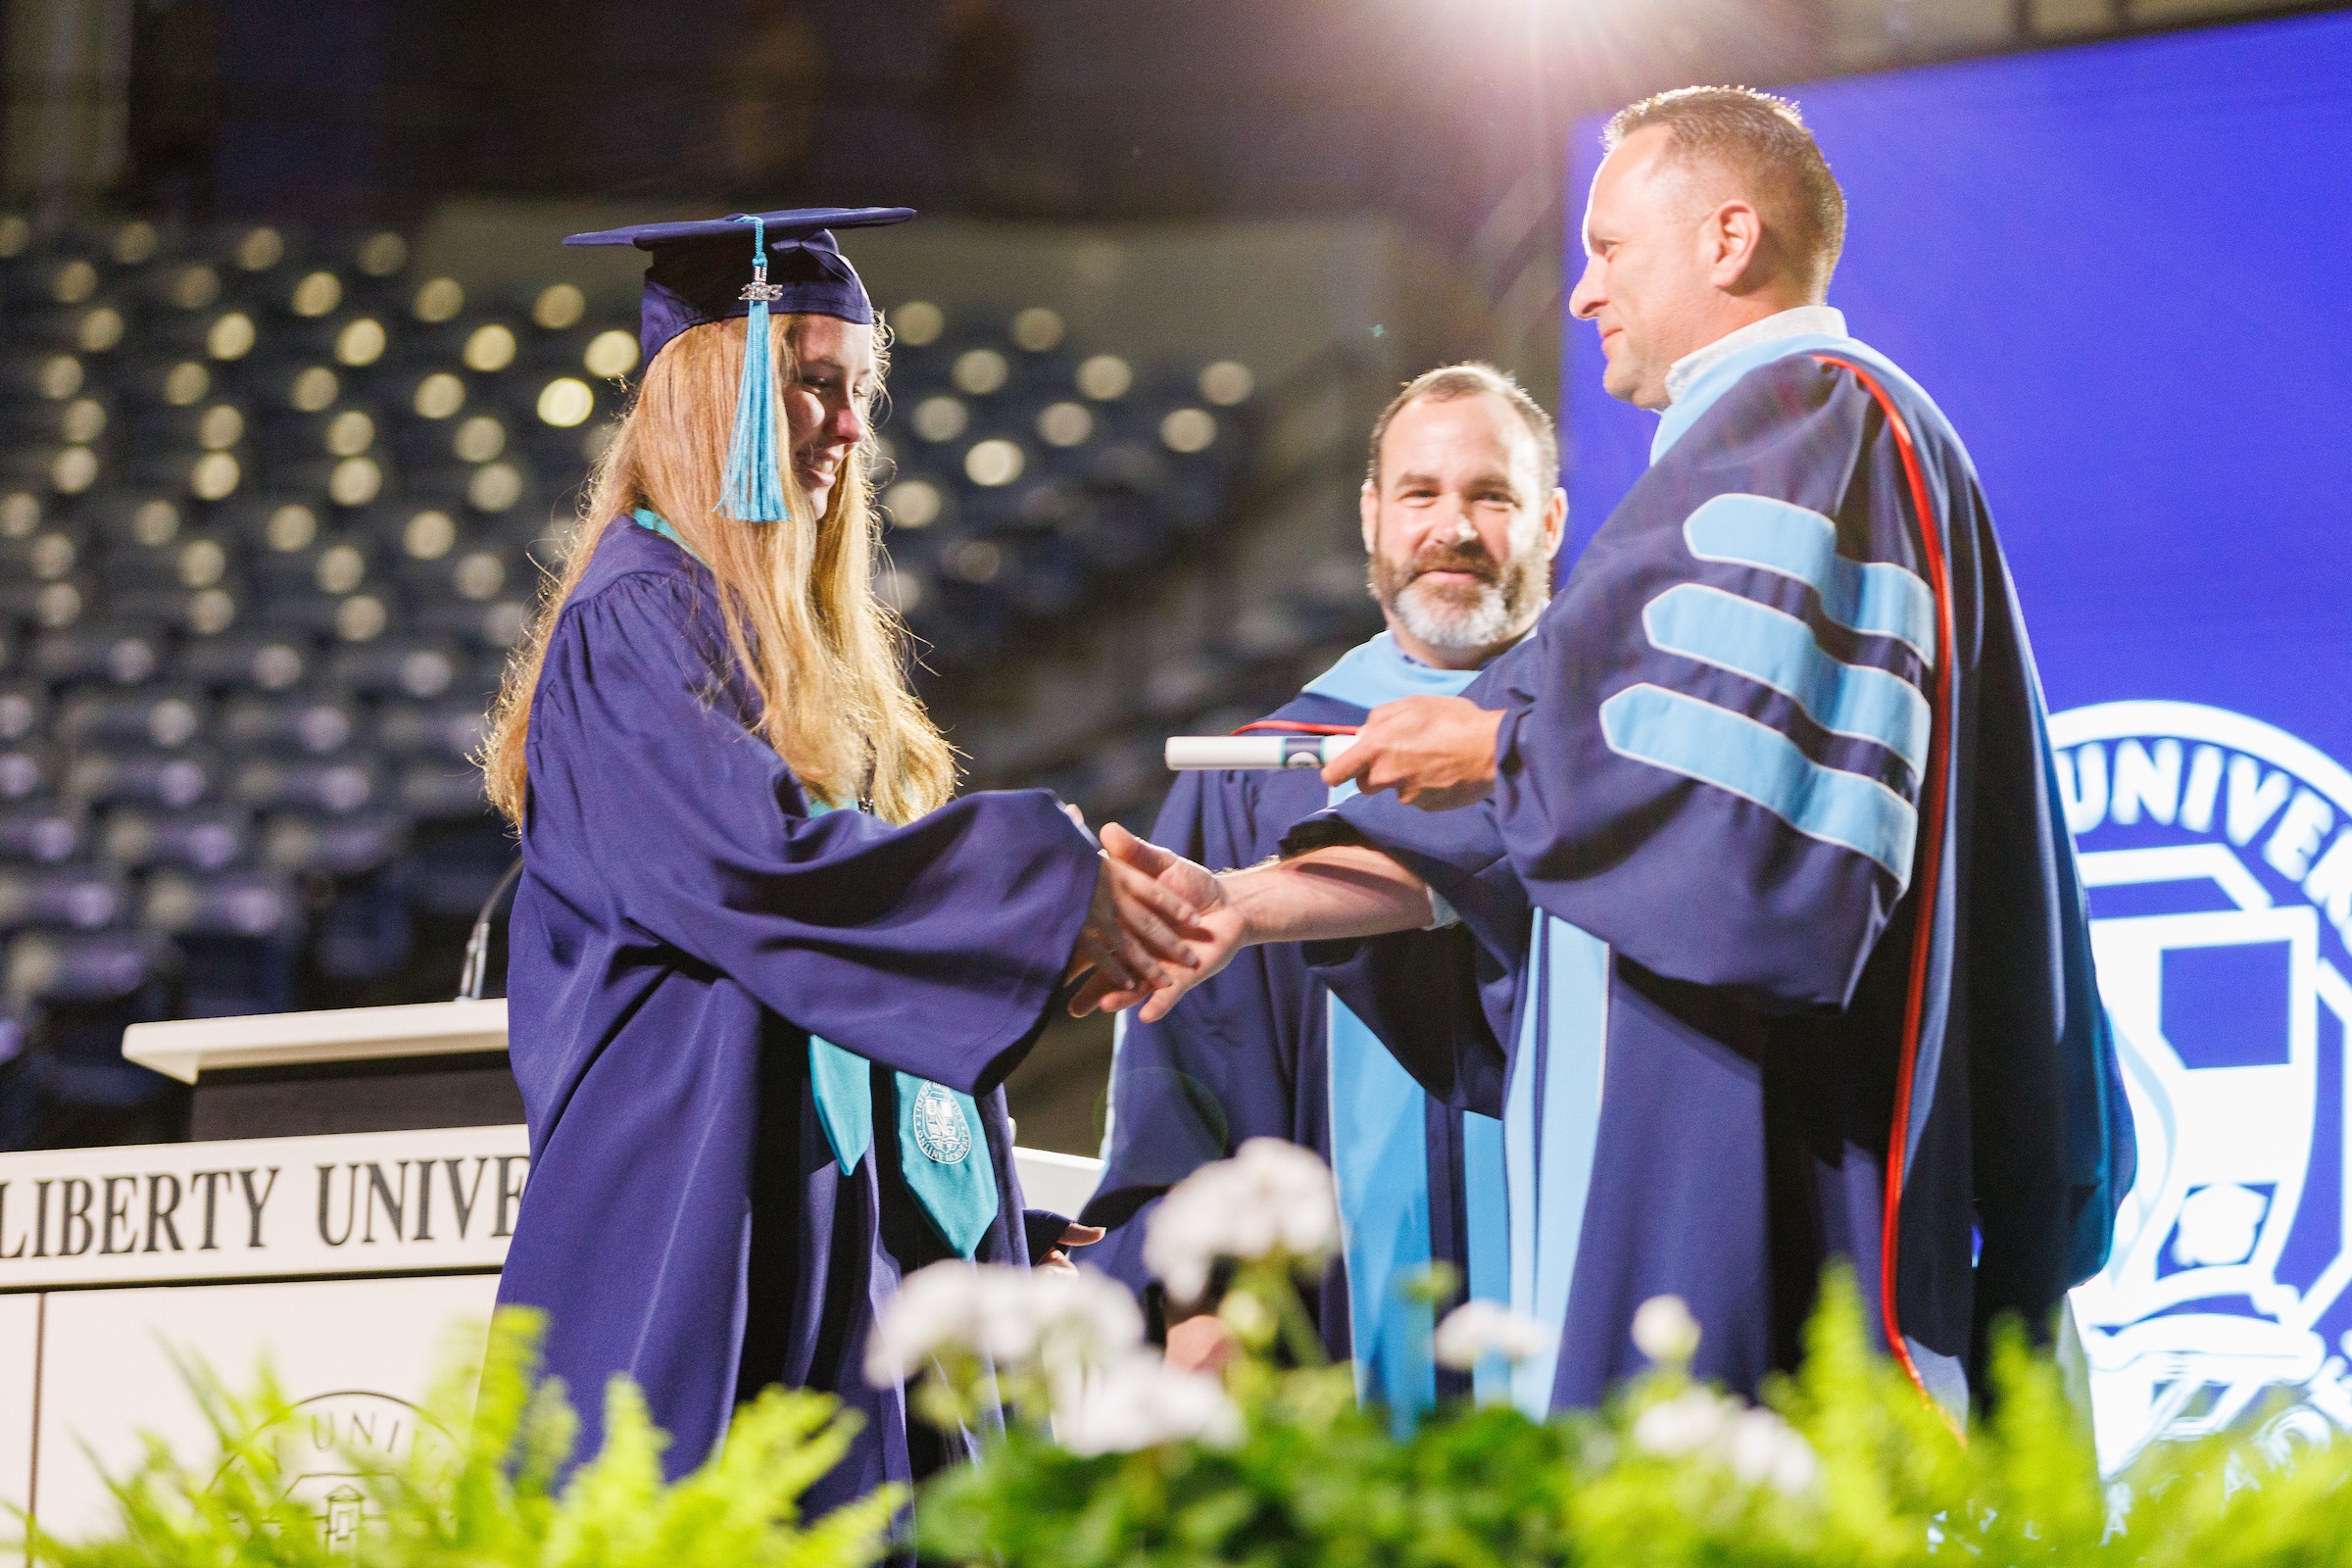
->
xmin=19 ymin=1308 xmax=899 ymax=1568
xmin=29 ymin=1277 xmax=2352 ymax=1567
xmin=922 ymin=1270 xmax=2352 ymax=1568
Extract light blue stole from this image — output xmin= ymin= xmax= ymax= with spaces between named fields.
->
xmin=1300 ymin=633 xmax=1512 ymax=1417
xmin=630 ymin=509 xmax=999 ymax=1257
xmin=1307 ymin=636 xmax=1613 ymax=1417
xmin=1502 ymin=915 xmax=1609 ymax=1415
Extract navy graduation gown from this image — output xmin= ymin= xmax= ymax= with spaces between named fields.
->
xmin=495 ymin=519 xmax=1099 ymax=1501
xmin=1085 ymin=686 xmax=1504 ymax=1403
xmin=1314 ymin=335 xmax=2132 ymax=1415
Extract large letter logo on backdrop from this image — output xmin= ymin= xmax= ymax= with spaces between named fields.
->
xmin=2056 ymin=701 xmax=2352 ymax=1473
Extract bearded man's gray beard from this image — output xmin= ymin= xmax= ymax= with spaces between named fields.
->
xmin=1379 ymin=551 xmax=1547 ymax=654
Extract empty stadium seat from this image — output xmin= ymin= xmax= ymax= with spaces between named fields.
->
xmin=220 ymin=690 xmax=358 ymax=755
xmin=143 ymin=866 xmax=298 ymax=941
xmin=263 ymin=810 xmax=405 ymax=875
xmin=144 ymin=866 xmax=301 ymax=1017
xmin=0 ymin=861 xmax=127 ymax=932
xmin=0 ymin=801 xmax=86 ymax=864
xmin=59 ymin=686 xmax=208 ymax=750
xmin=67 ymin=746 xmax=216 ymax=809
xmin=33 ymin=622 xmax=164 ymax=685
xmin=6 ymin=927 xmax=185 ymax=1145
xmin=0 ymin=741 xmax=51 ymax=803
xmin=102 ymin=806 xmax=248 ymax=871
xmin=173 ymin=630 xmax=311 ymax=691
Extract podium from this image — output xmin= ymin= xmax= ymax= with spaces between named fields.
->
xmin=130 ymin=998 xmax=521 ymax=1139
xmin=0 ymin=1003 xmax=1102 ymax=1557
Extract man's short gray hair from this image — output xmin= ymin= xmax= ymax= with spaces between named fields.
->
xmin=1604 ymin=85 xmax=1847 ymax=298
xmin=1365 ymin=363 xmax=1559 ymax=493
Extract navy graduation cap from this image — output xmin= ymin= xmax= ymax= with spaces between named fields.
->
xmin=565 ymin=206 xmax=912 ymax=521
xmin=564 ymin=207 xmax=911 ymax=366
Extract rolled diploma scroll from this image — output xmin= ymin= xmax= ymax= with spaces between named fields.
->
xmin=1164 ymin=733 xmax=1358 ymax=770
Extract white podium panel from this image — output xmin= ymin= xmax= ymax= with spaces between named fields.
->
xmin=1014 ymin=1146 xmax=1106 ymax=1217
xmin=0 ymin=1296 xmax=35 ymax=1528
xmin=0 ymin=1125 xmax=528 ymax=1291
xmin=0 ymin=1004 xmax=1104 ymax=1561
xmin=34 ymin=1274 xmax=499 ymax=1544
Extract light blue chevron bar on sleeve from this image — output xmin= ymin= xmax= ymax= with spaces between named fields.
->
xmin=1598 ymin=682 xmax=1919 ymax=886
xmin=1682 ymin=493 xmax=1937 ymax=665
xmin=1641 ymin=583 xmax=1932 ymax=775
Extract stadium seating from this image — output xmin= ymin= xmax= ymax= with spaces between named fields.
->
xmin=0 ymin=214 xmax=1257 ymax=1148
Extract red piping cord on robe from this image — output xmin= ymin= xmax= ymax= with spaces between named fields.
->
xmin=1232 ymin=720 xmax=1360 ymax=736
xmin=1816 ymin=354 xmax=1957 ymax=1422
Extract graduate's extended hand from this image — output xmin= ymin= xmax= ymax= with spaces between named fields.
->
xmin=1038 ymin=1221 xmax=1105 ymax=1275
xmin=1067 ymin=845 xmax=1206 ymax=1004
xmin=1322 ymin=694 xmax=1503 ymax=811
xmin=1071 ymin=824 xmax=1247 ymax=1023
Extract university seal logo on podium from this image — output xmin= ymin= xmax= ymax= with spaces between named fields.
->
xmin=2055 ymin=701 xmax=2352 ymax=1473
xmin=211 ymin=1390 xmax=454 ymax=1550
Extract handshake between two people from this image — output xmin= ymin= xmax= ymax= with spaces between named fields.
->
xmin=1060 ymin=693 xmax=1505 ymax=1024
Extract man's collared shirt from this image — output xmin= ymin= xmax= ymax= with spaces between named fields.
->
xmin=1662 ymin=305 xmax=1849 ymax=408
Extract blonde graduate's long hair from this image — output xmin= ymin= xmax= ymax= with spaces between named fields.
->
xmin=480 ymin=312 xmax=955 ymax=826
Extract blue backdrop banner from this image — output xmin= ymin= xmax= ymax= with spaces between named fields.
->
xmin=1566 ymin=14 xmax=2352 ymax=1473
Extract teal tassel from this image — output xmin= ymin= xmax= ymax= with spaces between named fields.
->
xmin=717 ymin=215 xmax=791 ymax=522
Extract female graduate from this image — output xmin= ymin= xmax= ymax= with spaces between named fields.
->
xmin=478 ymin=208 xmax=1191 ymax=1507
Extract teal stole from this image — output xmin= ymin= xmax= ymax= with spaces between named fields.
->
xmin=1501 ymin=910 xmax=1608 ymax=1416
xmin=1299 ymin=633 xmax=1513 ymax=1418
xmin=630 ymin=509 xmax=1000 ymax=1257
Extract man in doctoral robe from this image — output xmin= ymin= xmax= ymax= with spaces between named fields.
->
xmin=1096 ymin=86 xmax=2134 ymax=1417
xmin=1084 ymin=365 xmax=1563 ymax=1412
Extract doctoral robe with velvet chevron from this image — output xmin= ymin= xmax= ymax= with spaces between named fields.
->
xmin=496 ymin=519 xmax=1100 ymax=1505
xmin=1309 ymin=334 xmax=2133 ymax=1415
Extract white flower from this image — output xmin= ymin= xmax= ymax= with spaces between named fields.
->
xmin=864 ymin=1260 xmax=1148 ymax=1390
xmin=1030 ymin=1266 xmax=1148 ymax=1369
xmin=1432 ymin=1300 xmax=1554 ymax=1370
xmin=1630 ymin=1294 xmax=1702 ymax=1364
xmin=1633 ymin=1387 xmax=1821 ymax=1498
xmin=1632 ymin=1387 xmax=1739 ymax=1457
xmin=968 ymin=1265 xmax=1047 ymax=1362
xmin=1052 ymin=1350 xmax=1243 ymax=1455
xmin=1725 ymin=1406 xmax=1821 ymax=1495
xmin=866 ymin=1259 xmax=989 ymax=1386
xmin=1145 ymin=1139 xmax=1340 ymax=1302
xmin=1147 ymin=1198 xmax=1220 ymax=1302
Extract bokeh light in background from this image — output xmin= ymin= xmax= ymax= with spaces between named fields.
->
xmin=537 ymin=378 xmax=595 ymax=426
xmin=584 ymin=330 xmax=639 ymax=378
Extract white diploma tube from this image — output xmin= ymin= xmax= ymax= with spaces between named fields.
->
xmin=1163 ymin=733 xmax=1358 ymax=771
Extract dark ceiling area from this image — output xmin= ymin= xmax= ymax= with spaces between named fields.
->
xmin=105 ymin=0 xmax=1839 ymax=229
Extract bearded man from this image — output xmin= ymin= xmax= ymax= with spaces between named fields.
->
xmin=1081 ymin=364 xmax=1563 ymax=1412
